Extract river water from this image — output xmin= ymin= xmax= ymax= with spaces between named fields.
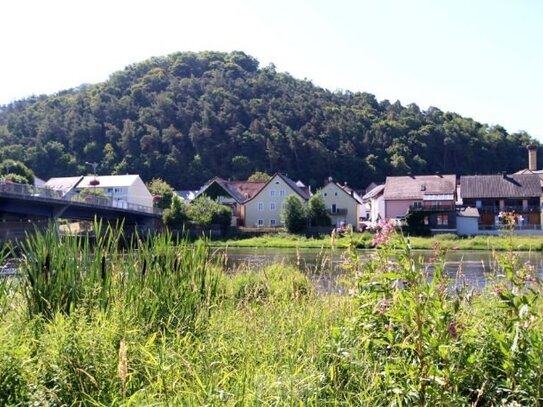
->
xmin=215 ymin=247 xmax=543 ymax=292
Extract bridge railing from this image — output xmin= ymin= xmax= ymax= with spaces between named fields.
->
xmin=0 ymin=181 xmax=161 ymax=215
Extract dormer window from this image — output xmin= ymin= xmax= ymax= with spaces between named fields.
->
xmin=420 ymin=184 xmax=426 ymax=191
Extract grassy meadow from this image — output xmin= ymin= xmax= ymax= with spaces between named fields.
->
xmin=1 ymin=224 xmax=543 ymax=405
xmin=218 ymin=231 xmax=543 ymax=251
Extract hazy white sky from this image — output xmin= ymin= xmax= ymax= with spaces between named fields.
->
xmin=1 ymin=0 xmax=542 ymax=139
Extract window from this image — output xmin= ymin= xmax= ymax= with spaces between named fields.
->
xmin=437 ymin=214 xmax=449 ymax=226
xmin=270 ymin=202 xmax=276 ymax=210
xmin=258 ymin=202 xmax=264 ymax=211
xmin=334 ymin=192 xmax=338 ymax=196
xmin=279 ymin=190 xmax=285 ymax=197
xmin=114 ymin=188 xmax=122 ymax=193
xmin=270 ymin=190 xmax=276 ymax=197
xmin=107 ymin=188 xmax=113 ymax=193
xmin=424 ymin=216 xmax=429 ymax=225
xmin=324 ymin=192 xmax=327 ymax=197
xmin=270 ymin=219 xmax=276 ymax=226
xmin=476 ymin=200 xmax=482 ymax=208
xmin=257 ymin=219 xmax=264 ymax=226
xmin=331 ymin=204 xmax=337 ymax=213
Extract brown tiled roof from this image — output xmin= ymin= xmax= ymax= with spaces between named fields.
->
xmin=460 ymin=174 xmax=542 ymax=199
xmin=197 ymin=177 xmax=266 ymax=203
xmin=384 ymin=174 xmax=456 ymax=200
xmin=225 ymin=180 xmax=267 ymax=201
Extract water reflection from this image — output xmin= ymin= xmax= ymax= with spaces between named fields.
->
xmin=216 ymin=247 xmax=543 ymax=293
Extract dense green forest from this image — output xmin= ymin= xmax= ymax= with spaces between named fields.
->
xmin=0 ymin=51 xmax=537 ymax=189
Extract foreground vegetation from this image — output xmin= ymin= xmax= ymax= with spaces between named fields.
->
xmin=1 ymin=224 xmax=543 ymax=404
xmin=218 ymin=231 xmax=543 ymax=251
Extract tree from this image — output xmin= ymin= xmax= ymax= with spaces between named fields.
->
xmin=162 ymin=196 xmax=188 ymax=228
xmin=307 ymin=192 xmax=331 ymax=227
xmin=78 ymin=187 xmax=109 ymax=203
xmin=147 ymin=178 xmax=175 ymax=209
xmin=247 ymin=171 xmax=271 ymax=182
xmin=0 ymin=159 xmax=34 ymax=184
xmin=187 ymin=196 xmax=231 ymax=231
xmin=281 ymin=195 xmax=307 ymax=234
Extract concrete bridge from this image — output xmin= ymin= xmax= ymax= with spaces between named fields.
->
xmin=0 ymin=182 xmax=162 ymax=241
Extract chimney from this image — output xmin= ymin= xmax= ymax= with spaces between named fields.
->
xmin=528 ymin=144 xmax=537 ymax=171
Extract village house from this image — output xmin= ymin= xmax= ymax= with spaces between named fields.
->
xmin=320 ymin=180 xmax=365 ymax=231
xmin=383 ymin=174 xmax=457 ymax=231
xmin=362 ymin=184 xmax=385 ymax=224
xmin=45 ymin=174 xmax=154 ymax=209
xmin=460 ymin=173 xmax=542 ymax=230
xmin=243 ymin=173 xmax=311 ymax=227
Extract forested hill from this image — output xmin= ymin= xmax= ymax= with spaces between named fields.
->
xmin=0 ymin=51 xmax=537 ymax=189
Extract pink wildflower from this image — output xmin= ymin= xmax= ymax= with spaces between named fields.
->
xmin=448 ymin=321 xmax=458 ymax=339
xmin=372 ymin=220 xmax=395 ymax=247
xmin=377 ymin=299 xmax=390 ymax=315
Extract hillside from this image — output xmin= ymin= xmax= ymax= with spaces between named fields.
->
xmin=0 ymin=51 xmax=537 ymax=189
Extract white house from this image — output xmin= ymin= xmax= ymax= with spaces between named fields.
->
xmin=46 ymin=174 xmax=154 ymax=208
xmin=243 ymin=173 xmax=311 ymax=227
xmin=362 ymin=184 xmax=385 ymax=224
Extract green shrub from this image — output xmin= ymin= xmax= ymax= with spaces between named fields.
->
xmin=229 ymin=265 xmax=311 ymax=304
xmin=0 ymin=329 xmax=30 ymax=406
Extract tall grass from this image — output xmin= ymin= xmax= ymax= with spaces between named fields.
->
xmin=121 ymin=230 xmax=221 ymax=333
xmin=4 ymin=223 xmax=543 ymax=404
xmin=17 ymin=221 xmax=120 ymax=319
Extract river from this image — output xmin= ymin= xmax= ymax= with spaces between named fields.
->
xmin=215 ymin=247 xmax=543 ymax=292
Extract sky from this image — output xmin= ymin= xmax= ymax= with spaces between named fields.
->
xmin=1 ymin=0 xmax=542 ymax=140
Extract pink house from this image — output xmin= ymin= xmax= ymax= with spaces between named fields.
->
xmin=384 ymin=174 xmax=457 ymax=219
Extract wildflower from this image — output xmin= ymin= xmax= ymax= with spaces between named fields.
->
xmin=377 ymin=299 xmax=390 ymax=315
xmin=371 ymin=220 xmax=395 ymax=247
xmin=448 ymin=321 xmax=458 ymax=338
xmin=494 ymin=286 xmax=505 ymax=296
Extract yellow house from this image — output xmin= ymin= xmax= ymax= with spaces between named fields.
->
xmin=321 ymin=181 xmax=365 ymax=230
xmin=244 ymin=173 xmax=311 ymax=227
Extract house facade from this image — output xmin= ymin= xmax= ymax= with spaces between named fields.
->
xmin=384 ymin=174 xmax=457 ymax=230
xmin=244 ymin=173 xmax=311 ymax=227
xmin=363 ymin=184 xmax=385 ymax=224
xmin=460 ymin=174 xmax=542 ymax=230
xmin=46 ymin=175 xmax=154 ymax=208
xmin=321 ymin=181 xmax=364 ymax=230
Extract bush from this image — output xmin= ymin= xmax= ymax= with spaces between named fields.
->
xmin=307 ymin=192 xmax=331 ymax=227
xmin=147 ymin=178 xmax=175 ymax=209
xmin=162 ymin=196 xmax=188 ymax=228
xmin=187 ymin=196 xmax=231 ymax=232
xmin=229 ymin=265 xmax=311 ymax=304
xmin=281 ymin=195 xmax=307 ymax=234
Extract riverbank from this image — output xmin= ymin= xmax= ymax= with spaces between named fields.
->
xmin=216 ymin=231 xmax=543 ymax=251
xmin=2 ymin=227 xmax=543 ymax=404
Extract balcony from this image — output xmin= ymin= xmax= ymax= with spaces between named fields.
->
xmin=409 ymin=203 xmax=456 ymax=211
xmin=475 ymin=205 xmax=541 ymax=214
